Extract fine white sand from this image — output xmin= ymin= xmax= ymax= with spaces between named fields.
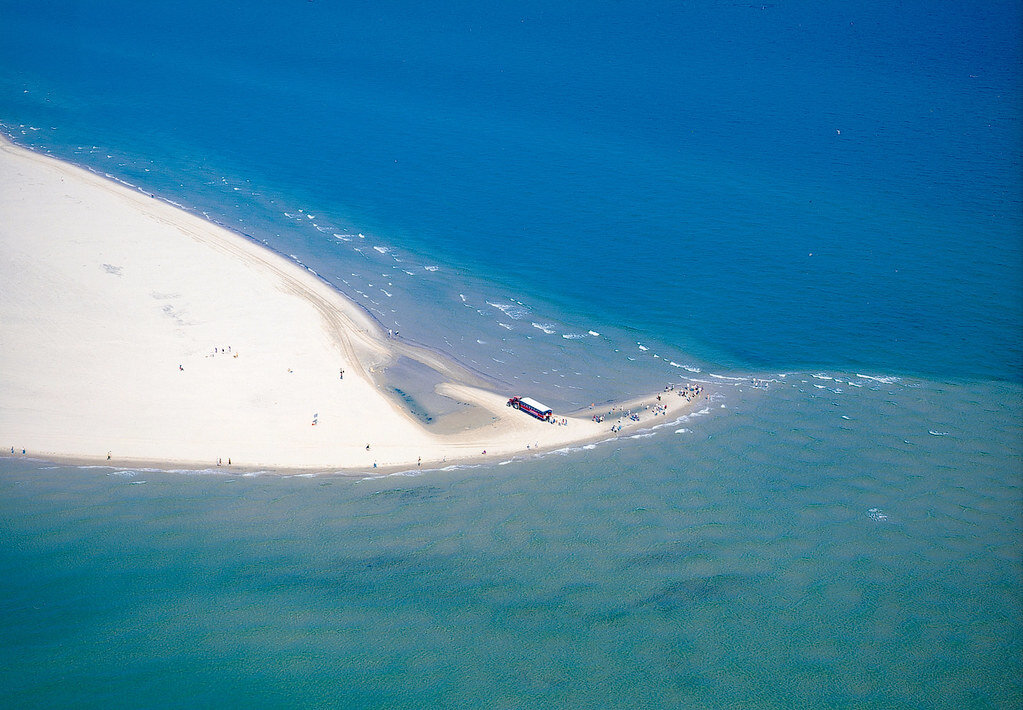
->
xmin=0 ymin=137 xmax=702 ymax=472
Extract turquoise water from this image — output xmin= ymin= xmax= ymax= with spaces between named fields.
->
xmin=2 ymin=378 xmax=1020 ymax=707
xmin=1 ymin=0 xmax=1021 ymax=706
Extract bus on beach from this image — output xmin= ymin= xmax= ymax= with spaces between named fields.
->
xmin=507 ymin=396 xmax=554 ymax=422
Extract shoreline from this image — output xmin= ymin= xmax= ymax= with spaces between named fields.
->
xmin=0 ymin=135 xmax=708 ymax=472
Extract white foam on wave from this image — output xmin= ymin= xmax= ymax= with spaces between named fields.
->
xmin=588 ymin=330 xmax=600 ymax=337
xmin=673 ymin=406 xmax=711 ymax=427
xmin=373 ymin=246 xmax=390 ymax=254
xmin=562 ymin=333 xmax=587 ymax=340
xmin=867 ymin=507 xmax=889 ymax=522
xmin=709 ymin=373 xmax=745 ymax=381
xmin=812 ymin=373 xmax=833 ymax=380
xmin=637 ymin=344 xmax=648 ymax=351
xmin=929 ymin=430 xmax=949 ymax=436
xmin=675 ymin=428 xmax=692 ymax=434
xmin=498 ymin=322 xmax=513 ymax=330
xmin=532 ymin=322 xmax=557 ymax=334
xmin=424 ymin=265 xmax=439 ymax=272
xmin=487 ymin=300 xmax=530 ymax=320
xmin=164 ymin=467 xmax=239 ymax=476
xmin=857 ymin=373 xmax=901 ymax=384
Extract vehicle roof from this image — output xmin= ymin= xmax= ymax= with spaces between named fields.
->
xmin=519 ymin=396 xmax=552 ymax=412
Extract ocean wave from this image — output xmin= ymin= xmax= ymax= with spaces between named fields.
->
xmin=562 ymin=333 xmax=587 ymax=340
xmin=487 ymin=300 xmax=530 ymax=320
xmin=929 ymin=430 xmax=949 ymax=436
xmin=423 ymin=265 xmax=439 ymax=272
xmin=856 ymin=374 xmax=901 ymax=384
xmin=532 ymin=322 xmax=557 ymax=334
xmin=673 ymin=407 xmax=711 ymax=426
xmin=373 ymin=246 xmax=390 ymax=254
xmin=588 ymin=330 xmax=600 ymax=337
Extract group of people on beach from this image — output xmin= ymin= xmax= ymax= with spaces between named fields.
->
xmin=668 ymin=383 xmax=703 ymax=401
xmin=207 ymin=345 xmax=236 ymax=358
xmin=593 ymin=381 xmax=709 ymax=434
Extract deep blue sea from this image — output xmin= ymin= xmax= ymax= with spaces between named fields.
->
xmin=1 ymin=1 xmax=1021 ymax=707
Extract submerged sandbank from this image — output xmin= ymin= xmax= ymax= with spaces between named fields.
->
xmin=0 ymin=137 xmax=705 ymax=472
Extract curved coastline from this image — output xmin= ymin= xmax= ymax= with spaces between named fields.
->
xmin=0 ymin=135 xmax=708 ymax=473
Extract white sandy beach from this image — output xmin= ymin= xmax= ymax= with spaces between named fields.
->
xmin=0 ymin=137 xmax=701 ymax=471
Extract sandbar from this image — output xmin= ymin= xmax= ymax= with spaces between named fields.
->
xmin=0 ymin=136 xmax=704 ymax=473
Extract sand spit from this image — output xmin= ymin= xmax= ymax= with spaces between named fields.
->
xmin=0 ymin=137 xmax=704 ymax=472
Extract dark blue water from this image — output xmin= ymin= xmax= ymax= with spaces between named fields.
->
xmin=1 ymin=1 xmax=1020 ymax=706
xmin=2 ymin=0 xmax=1020 ymax=382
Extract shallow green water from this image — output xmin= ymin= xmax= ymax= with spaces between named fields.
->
xmin=2 ymin=377 xmax=1019 ymax=708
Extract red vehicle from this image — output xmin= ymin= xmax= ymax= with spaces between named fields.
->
xmin=507 ymin=396 xmax=554 ymax=422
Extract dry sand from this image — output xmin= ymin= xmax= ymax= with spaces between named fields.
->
xmin=0 ymin=137 xmax=702 ymax=472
